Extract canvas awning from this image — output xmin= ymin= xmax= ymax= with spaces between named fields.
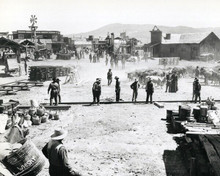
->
xmin=0 ymin=37 xmax=22 ymax=48
xmin=20 ymin=39 xmax=35 ymax=47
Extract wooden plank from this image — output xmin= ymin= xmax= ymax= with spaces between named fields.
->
xmin=205 ymin=135 xmax=220 ymax=159
xmin=199 ymin=135 xmax=220 ymax=176
xmin=154 ymin=102 xmax=164 ymax=108
xmin=17 ymin=105 xmax=71 ymax=110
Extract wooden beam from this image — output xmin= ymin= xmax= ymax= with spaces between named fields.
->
xmin=18 ymin=105 xmax=71 ymax=110
xmin=154 ymin=102 xmax=164 ymax=108
xmin=199 ymin=135 xmax=220 ymax=176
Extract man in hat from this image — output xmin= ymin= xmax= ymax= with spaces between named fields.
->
xmin=165 ymin=72 xmax=171 ymax=93
xmin=92 ymin=78 xmax=101 ymax=105
xmin=56 ymin=78 xmax=61 ymax=103
xmin=48 ymin=78 xmax=59 ymax=105
xmin=130 ymin=79 xmax=140 ymax=102
xmin=42 ymin=128 xmax=81 ymax=176
xmin=194 ymin=78 xmax=201 ymax=103
xmin=145 ymin=77 xmax=154 ymax=104
xmin=115 ymin=76 xmax=120 ymax=102
xmin=107 ymin=69 xmax=113 ymax=86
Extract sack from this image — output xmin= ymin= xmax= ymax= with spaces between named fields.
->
xmin=2 ymin=140 xmax=46 ymax=176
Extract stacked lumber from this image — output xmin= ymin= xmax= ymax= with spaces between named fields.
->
xmin=29 ymin=66 xmax=70 ymax=81
xmin=56 ymin=53 xmax=71 ymax=60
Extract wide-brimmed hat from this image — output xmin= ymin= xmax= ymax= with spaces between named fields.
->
xmin=115 ymin=76 xmax=119 ymax=79
xmin=51 ymin=128 xmax=68 ymax=140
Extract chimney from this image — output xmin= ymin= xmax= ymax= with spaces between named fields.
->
xmin=150 ymin=26 xmax=162 ymax=44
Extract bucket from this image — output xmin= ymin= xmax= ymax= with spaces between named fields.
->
xmin=179 ymin=105 xmax=191 ymax=120
xmin=28 ymin=108 xmax=36 ymax=116
xmin=2 ymin=139 xmax=45 ymax=176
xmin=41 ymin=114 xmax=48 ymax=123
xmin=54 ymin=114 xmax=59 ymax=120
xmin=32 ymin=115 xmax=41 ymax=125
xmin=193 ymin=107 xmax=200 ymax=121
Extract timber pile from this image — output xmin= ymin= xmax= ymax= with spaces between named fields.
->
xmin=0 ymin=80 xmax=44 ymax=96
xmin=166 ymin=103 xmax=220 ymax=134
xmin=176 ymin=134 xmax=220 ymax=176
xmin=29 ymin=66 xmax=70 ymax=81
xmin=56 ymin=53 xmax=71 ymax=60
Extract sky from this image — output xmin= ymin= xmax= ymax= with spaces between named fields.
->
xmin=1 ymin=0 xmax=220 ymax=35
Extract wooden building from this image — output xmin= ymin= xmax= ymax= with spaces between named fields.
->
xmin=145 ymin=26 xmax=220 ymax=60
xmin=12 ymin=30 xmax=66 ymax=53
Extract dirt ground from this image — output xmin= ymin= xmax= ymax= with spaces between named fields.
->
xmin=1 ymin=55 xmax=220 ymax=176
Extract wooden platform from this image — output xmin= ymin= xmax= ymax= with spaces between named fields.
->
xmin=199 ymin=135 xmax=220 ymax=176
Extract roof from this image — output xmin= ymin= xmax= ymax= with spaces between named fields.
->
xmin=0 ymin=37 xmax=22 ymax=48
xmin=161 ymin=32 xmax=212 ymax=44
xmin=19 ymin=39 xmax=35 ymax=46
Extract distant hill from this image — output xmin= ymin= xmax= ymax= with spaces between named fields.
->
xmin=66 ymin=23 xmax=220 ymax=44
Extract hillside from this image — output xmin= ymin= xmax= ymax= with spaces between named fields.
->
xmin=66 ymin=23 xmax=220 ymax=44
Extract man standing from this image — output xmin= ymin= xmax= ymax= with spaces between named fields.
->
xmin=165 ymin=72 xmax=171 ymax=92
xmin=107 ymin=69 xmax=113 ymax=86
xmin=24 ymin=56 xmax=29 ymax=75
xmin=194 ymin=78 xmax=201 ymax=103
xmin=130 ymin=79 xmax=140 ymax=102
xmin=92 ymin=78 xmax=101 ymax=105
xmin=48 ymin=78 xmax=59 ymax=105
xmin=56 ymin=78 xmax=61 ymax=103
xmin=42 ymin=128 xmax=81 ymax=176
xmin=89 ymin=53 xmax=92 ymax=63
xmin=115 ymin=76 xmax=120 ymax=102
xmin=146 ymin=77 xmax=154 ymax=104
xmin=195 ymin=66 xmax=200 ymax=78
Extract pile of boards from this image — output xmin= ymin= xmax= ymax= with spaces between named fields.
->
xmin=0 ymin=80 xmax=43 ymax=96
xmin=29 ymin=66 xmax=70 ymax=81
xmin=56 ymin=53 xmax=71 ymax=60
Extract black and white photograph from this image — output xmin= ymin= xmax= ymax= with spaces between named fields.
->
xmin=1 ymin=0 xmax=220 ymax=175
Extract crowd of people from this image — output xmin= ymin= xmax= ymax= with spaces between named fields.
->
xmin=48 ymin=65 xmax=203 ymax=106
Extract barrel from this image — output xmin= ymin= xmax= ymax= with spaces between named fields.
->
xmin=200 ymin=106 xmax=208 ymax=117
xmin=2 ymin=139 xmax=45 ymax=176
xmin=166 ymin=110 xmax=173 ymax=122
xmin=193 ymin=107 xmax=200 ymax=121
xmin=179 ymin=105 xmax=191 ymax=120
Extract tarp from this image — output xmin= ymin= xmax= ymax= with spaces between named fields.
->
xmin=0 ymin=37 xmax=22 ymax=48
xmin=19 ymin=39 xmax=35 ymax=47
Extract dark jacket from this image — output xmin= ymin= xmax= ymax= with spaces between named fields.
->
xmin=115 ymin=80 xmax=120 ymax=92
xmin=146 ymin=81 xmax=154 ymax=93
xmin=107 ymin=71 xmax=112 ymax=79
xmin=42 ymin=140 xmax=80 ymax=176
xmin=130 ymin=81 xmax=140 ymax=91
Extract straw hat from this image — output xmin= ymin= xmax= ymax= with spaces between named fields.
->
xmin=51 ymin=128 xmax=68 ymax=140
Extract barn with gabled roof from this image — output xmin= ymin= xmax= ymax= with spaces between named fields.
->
xmin=145 ymin=26 xmax=220 ymax=60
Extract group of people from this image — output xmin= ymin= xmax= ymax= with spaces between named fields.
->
xmin=165 ymin=72 xmax=178 ymax=93
xmin=90 ymin=69 xmax=155 ymax=105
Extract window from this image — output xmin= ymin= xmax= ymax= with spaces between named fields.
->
xmin=18 ymin=34 xmax=24 ymax=39
xmin=170 ymin=47 xmax=175 ymax=53
xmin=181 ymin=48 xmax=186 ymax=52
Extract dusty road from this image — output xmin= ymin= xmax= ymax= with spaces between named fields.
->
xmin=1 ymin=55 xmax=220 ymax=175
